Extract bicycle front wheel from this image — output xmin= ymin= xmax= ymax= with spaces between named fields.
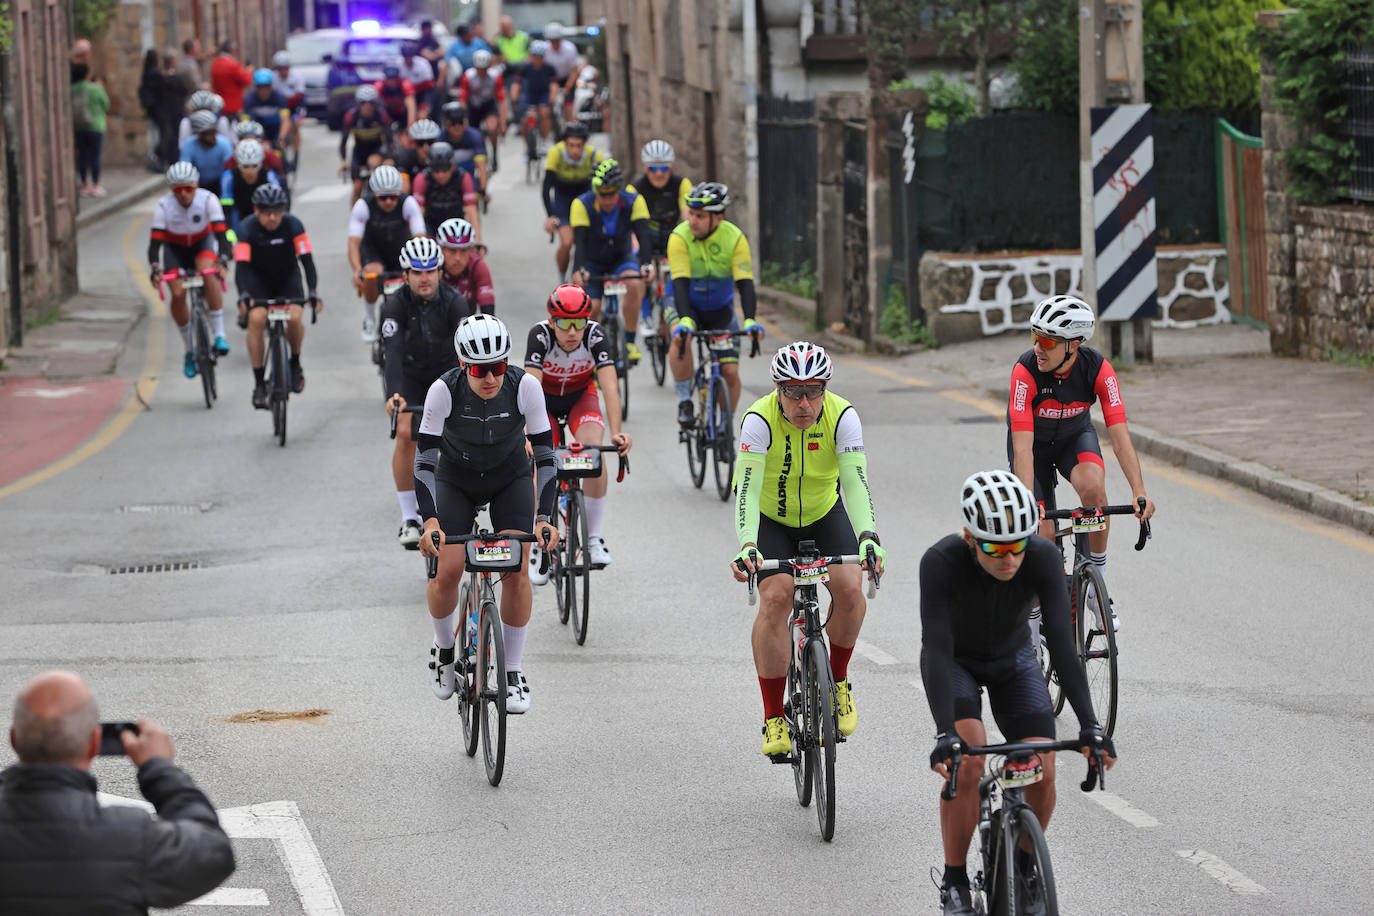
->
xmin=1003 ymin=805 xmax=1059 ymax=916
xmin=1036 ymin=605 xmax=1067 ymax=717
xmin=272 ymin=333 xmax=290 ymax=447
xmin=685 ymin=418 xmax=706 ymax=489
xmin=195 ymin=309 xmax=215 ymax=409
xmin=785 ymin=654 xmax=811 ymax=807
xmin=805 ymin=638 xmax=837 ymax=841
xmin=456 ymin=580 xmax=479 ymax=758
xmin=567 ymin=488 xmax=591 ymax=646
xmin=479 ymin=600 xmax=507 ymax=786
xmin=710 ymin=381 xmax=734 ymax=501
xmin=648 ymin=300 xmax=667 ymax=386
xmin=1076 ymin=565 xmax=1118 ymax=736
xmin=553 ymin=492 xmax=571 ymax=625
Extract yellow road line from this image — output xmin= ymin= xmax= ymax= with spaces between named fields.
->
xmin=0 ymin=215 xmax=163 ymax=500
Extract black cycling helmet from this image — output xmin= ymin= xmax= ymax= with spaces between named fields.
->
xmin=427 ymin=141 xmax=455 ymax=170
xmin=382 ymin=65 xmax=400 ymax=78
xmin=252 ymin=183 xmax=288 ymax=210
xmin=562 ymin=121 xmax=589 ymax=141
xmin=592 ymin=158 xmax=624 ymax=192
xmin=686 ymin=181 xmax=731 ymax=213
xmin=442 ymin=101 xmax=468 ymax=125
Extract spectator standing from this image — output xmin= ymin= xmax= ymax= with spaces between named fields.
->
xmin=0 ymin=670 xmax=236 ymax=913
xmin=210 ymin=41 xmax=252 ymax=117
xmin=72 ymin=64 xmax=110 ymax=197
xmin=139 ymin=50 xmax=165 ymax=170
xmin=70 ymin=38 xmax=91 ymax=84
xmin=178 ymin=37 xmax=205 ymax=95
xmin=158 ymin=50 xmax=190 ymax=169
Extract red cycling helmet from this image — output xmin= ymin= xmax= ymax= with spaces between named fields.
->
xmin=547 ymin=284 xmax=592 ymax=320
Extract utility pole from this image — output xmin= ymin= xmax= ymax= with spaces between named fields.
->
xmin=1079 ymin=0 xmax=1152 ymax=364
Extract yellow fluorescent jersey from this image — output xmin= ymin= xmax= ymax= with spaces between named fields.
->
xmin=666 ymin=220 xmax=753 ymax=312
xmin=544 ymin=142 xmax=603 ymax=190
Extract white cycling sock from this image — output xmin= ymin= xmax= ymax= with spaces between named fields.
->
xmin=502 ymin=623 xmax=528 ymax=672
xmin=432 ymin=613 xmax=456 ymax=650
xmin=1028 ymin=604 xmax=1042 ymax=650
xmin=210 ymin=309 xmax=225 ymax=338
xmin=365 ymin=301 xmax=377 ymax=324
xmin=674 ymin=380 xmax=692 ymax=401
xmin=1089 ymin=551 xmax=1107 ymax=574
xmin=397 ymin=490 xmax=419 ymax=523
xmin=584 ymin=495 xmax=605 ymax=538
xmin=177 ymin=322 xmax=192 ymax=349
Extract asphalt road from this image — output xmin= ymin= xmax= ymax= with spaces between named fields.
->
xmin=2 ymin=123 xmax=1372 ymax=914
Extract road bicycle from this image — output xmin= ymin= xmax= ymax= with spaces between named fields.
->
xmin=642 ymin=256 xmax=671 ymax=387
xmin=158 ymin=266 xmax=226 ymax=410
xmin=248 ymin=297 xmax=316 ymax=447
xmin=940 ymin=737 xmax=1107 ymax=915
xmin=1037 ymin=500 xmax=1150 ymax=738
xmin=546 ymin=433 xmax=628 ymax=646
xmin=581 ymin=272 xmax=645 ymax=422
xmin=362 ymin=269 xmax=405 ymax=395
xmin=742 ymin=540 xmax=879 ymax=841
xmin=521 ymin=107 xmax=552 ymax=184
xmin=677 ymin=329 xmax=760 ymax=500
xmin=426 ymin=529 xmax=546 ymax=787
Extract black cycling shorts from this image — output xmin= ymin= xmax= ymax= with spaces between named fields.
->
xmin=469 ymin=100 xmax=498 ymax=125
xmin=391 ymin=374 xmax=433 ymax=438
xmin=359 ymin=241 xmax=403 ymax=273
xmin=754 ymin=499 xmax=858 ymax=583
xmin=1006 ymin=426 xmax=1104 ymax=512
xmin=436 ymin=463 xmax=535 ymax=535
xmin=941 ymin=645 xmax=1055 ymax=742
xmin=240 ymin=272 xmax=304 ymax=306
xmin=161 ymin=237 xmax=217 ymax=271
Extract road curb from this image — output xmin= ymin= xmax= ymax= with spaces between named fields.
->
xmin=76 ymin=175 xmax=164 ymax=229
xmin=756 ymin=285 xmax=921 ymax=357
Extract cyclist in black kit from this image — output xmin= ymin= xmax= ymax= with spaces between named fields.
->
xmin=415 ymin=314 xmax=560 ymax=715
xmin=338 ymin=85 xmax=393 ymax=205
xmin=921 ymin=470 xmax=1115 ymax=916
xmin=233 ymin=184 xmax=319 ymax=408
xmin=381 ymin=236 xmax=474 ymax=551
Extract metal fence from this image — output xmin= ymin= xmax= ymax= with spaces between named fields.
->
xmin=757 ymin=94 xmax=818 ymax=275
xmin=1344 ymin=42 xmax=1374 ymax=203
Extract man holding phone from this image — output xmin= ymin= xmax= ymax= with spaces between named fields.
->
xmin=0 ymin=670 xmax=235 ymax=911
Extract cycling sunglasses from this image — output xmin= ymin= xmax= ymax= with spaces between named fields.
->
xmin=1031 ymin=332 xmax=1066 ymax=350
xmin=778 ymin=384 xmax=825 ymax=402
xmin=466 ymin=361 xmax=508 ymax=378
xmin=552 ymin=317 xmax=587 ymax=331
xmin=376 ymin=194 xmax=399 ymax=203
xmin=595 ymin=186 xmax=620 ymax=197
xmin=646 ymin=165 xmax=670 ymax=173
xmin=975 ymin=537 xmax=1029 ymax=558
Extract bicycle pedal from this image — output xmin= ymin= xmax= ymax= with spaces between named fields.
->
xmin=767 ymin=753 xmax=796 ymax=765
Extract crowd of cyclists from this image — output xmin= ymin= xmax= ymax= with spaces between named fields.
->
xmin=142 ymin=20 xmax=1160 ymax=911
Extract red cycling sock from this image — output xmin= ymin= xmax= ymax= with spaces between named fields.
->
xmin=829 ymin=643 xmax=854 ymax=683
xmin=759 ymin=676 xmax=787 ymax=720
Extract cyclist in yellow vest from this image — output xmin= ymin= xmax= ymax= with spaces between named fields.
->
xmin=729 ymin=342 xmax=887 ymax=757
xmin=667 ymin=181 xmax=762 ymax=428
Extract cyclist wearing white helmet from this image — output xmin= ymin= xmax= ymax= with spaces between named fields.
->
xmin=1008 ymin=295 xmax=1155 ymax=632
xmin=179 ymin=92 xmax=235 ymax=147
xmin=338 ymin=84 xmax=393 ymax=206
xmin=922 ymin=470 xmax=1115 ymax=916
xmin=179 ymin=109 xmax=235 ymax=192
xmin=381 ymin=236 xmax=472 ymax=551
xmin=520 ymin=40 xmax=560 ymax=151
xmin=270 ymin=49 xmax=307 ymax=164
xmin=348 ymin=164 xmax=426 ymax=339
xmin=391 ymin=118 xmax=442 ymax=192
xmin=415 ymin=313 xmax=560 ymax=714
xmin=148 ymin=162 xmax=232 ymax=379
xmin=435 ymin=217 xmax=493 ymax=312
xmin=626 ymin=140 xmax=692 ymax=325
xmin=397 ymin=40 xmax=437 ymax=118
xmin=457 ymin=48 xmax=508 ymax=174
xmin=730 ymin=341 xmax=885 ymax=758
xmin=219 ymin=138 xmax=282 ymax=240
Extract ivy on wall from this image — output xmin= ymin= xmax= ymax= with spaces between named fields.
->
xmin=73 ymin=0 xmax=120 ymax=39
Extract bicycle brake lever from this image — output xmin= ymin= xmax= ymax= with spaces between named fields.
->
xmin=1080 ymin=747 xmax=1104 ymax=792
xmin=941 ymin=754 xmax=961 ymax=802
xmin=425 ymin=532 xmax=441 ymax=580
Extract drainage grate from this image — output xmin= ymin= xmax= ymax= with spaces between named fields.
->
xmin=107 ymin=561 xmax=202 ymax=575
xmin=118 ymin=503 xmax=213 ymax=514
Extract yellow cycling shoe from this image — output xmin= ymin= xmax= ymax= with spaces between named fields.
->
xmin=624 ymin=341 xmax=642 ymax=364
xmin=761 ymin=716 xmax=792 ymax=756
xmin=833 ymin=679 xmax=857 ymax=736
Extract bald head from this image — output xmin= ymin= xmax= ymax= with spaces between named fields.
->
xmin=10 ymin=670 xmax=100 ymax=766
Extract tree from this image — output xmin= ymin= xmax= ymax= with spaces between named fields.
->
xmin=864 ymin=0 xmax=923 ymax=92
xmin=925 ymin=0 xmax=1031 ymax=115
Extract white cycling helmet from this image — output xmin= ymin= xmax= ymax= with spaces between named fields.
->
xmin=409 ymin=118 xmax=441 ymax=142
xmin=233 ymin=119 xmax=265 ymax=139
xmin=544 ymin=22 xmax=564 ymax=40
xmin=355 ymin=84 xmax=379 ymax=103
xmin=272 ymin=50 xmax=291 ymax=68
xmin=166 ymin=160 xmax=199 ymax=187
xmin=188 ymin=109 xmax=218 ymax=133
xmin=529 ymin=40 xmax=549 ymax=57
xmin=472 ymin=49 xmax=492 ymax=69
xmin=770 ymin=341 xmax=833 ymax=383
xmin=368 ymin=165 xmax=403 ymax=196
xmin=435 ymin=217 xmax=476 ymax=249
xmin=455 ymin=314 xmax=512 ymax=364
xmin=961 ymin=470 xmax=1039 ymax=542
xmin=188 ymin=89 xmax=218 ymax=112
xmin=234 ymin=139 xmax=264 ymax=167
xmin=1029 ymin=295 xmax=1095 ymax=342
xmin=641 ymin=139 xmax=675 ymax=165
xmin=399 ymin=236 xmax=442 ymax=271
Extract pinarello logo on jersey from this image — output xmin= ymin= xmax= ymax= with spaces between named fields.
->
xmin=1104 ymin=376 xmax=1122 ymax=407
xmin=1013 ymin=380 xmax=1029 ymax=413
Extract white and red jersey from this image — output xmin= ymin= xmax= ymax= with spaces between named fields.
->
xmin=151 ymin=189 xmax=227 ymax=249
xmin=458 ymin=68 xmax=505 ymax=108
xmin=524 ymin=319 xmax=613 ymax=403
xmin=398 ymin=57 xmax=435 ymax=94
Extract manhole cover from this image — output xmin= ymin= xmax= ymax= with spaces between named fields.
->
xmin=118 ymin=503 xmax=213 ymax=514
xmin=107 ymin=561 xmax=202 ymax=575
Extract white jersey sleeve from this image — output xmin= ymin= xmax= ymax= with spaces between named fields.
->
xmin=402 ymin=197 xmax=427 ymax=236
xmin=518 ymin=372 xmax=552 ymax=436
xmin=348 ymin=199 xmax=370 ymax=238
xmin=835 ymin=407 xmax=864 ymax=453
xmin=418 ymin=378 xmax=453 ymax=436
xmin=739 ymin=413 xmax=772 ymax=455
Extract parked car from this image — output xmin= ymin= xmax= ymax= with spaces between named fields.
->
xmin=342 ymin=23 xmax=449 ymax=83
xmin=286 ymin=29 xmax=350 ymax=120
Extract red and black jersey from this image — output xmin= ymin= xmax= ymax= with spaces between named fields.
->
xmin=1006 ymin=346 xmax=1126 ymax=443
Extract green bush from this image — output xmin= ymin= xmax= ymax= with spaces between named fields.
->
xmin=1008 ymin=1 xmax=1079 ymax=113
xmin=878 ymin=284 xmax=937 ymax=348
xmin=761 ymin=261 xmax=818 ymax=301
xmin=73 ymin=0 xmax=120 ymax=38
xmin=892 ymin=73 xmax=978 ymax=129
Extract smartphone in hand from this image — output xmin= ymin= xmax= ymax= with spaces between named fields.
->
xmin=98 ymin=721 xmax=139 ymax=756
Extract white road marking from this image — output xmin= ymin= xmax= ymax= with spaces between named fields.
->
xmin=294 ymin=184 xmax=351 ymax=204
xmin=16 ymin=386 xmax=89 ymax=398
xmin=1084 ymin=791 xmax=1160 ymax=828
xmin=853 ymin=639 xmax=897 ymax=666
xmin=1176 ymin=849 xmax=1269 ymax=896
xmin=188 ymin=887 xmax=270 ymax=906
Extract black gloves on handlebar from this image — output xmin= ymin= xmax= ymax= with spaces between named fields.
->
xmin=930 ymin=732 xmax=963 ymax=770
xmin=1078 ymin=724 xmax=1115 ymax=759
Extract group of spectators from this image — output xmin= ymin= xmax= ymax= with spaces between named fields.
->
xmin=138 ymin=38 xmax=258 ymax=172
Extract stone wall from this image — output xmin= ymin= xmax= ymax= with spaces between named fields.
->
xmin=920 ymin=247 xmax=1231 ymax=345
xmin=1287 ymin=205 xmax=1374 ymax=357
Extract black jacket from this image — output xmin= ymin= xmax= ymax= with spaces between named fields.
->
xmin=380 ymin=283 xmax=472 ymax=397
xmin=0 ymin=758 xmax=235 ymax=914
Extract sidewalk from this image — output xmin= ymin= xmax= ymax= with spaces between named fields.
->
xmin=77 ymin=163 xmax=164 ymax=228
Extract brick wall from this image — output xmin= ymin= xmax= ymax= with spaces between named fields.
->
xmin=92 ymin=5 xmax=152 ymax=168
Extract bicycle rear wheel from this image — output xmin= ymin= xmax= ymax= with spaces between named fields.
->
xmin=648 ymin=300 xmax=667 ymax=386
xmin=479 ymin=599 xmax=507 ymax=786
xmin=1004 ymin=805 xmax=1059 ymax=916
xmin=1036 ymin=605 xmax=1067 ymax=717
xmin=685 ymin=421 xmax=706 ymax=489
xmin=805 ymin=638 xmax=837 ymax=841
xmin=271 ymin=333 xmax=290 ymax=447
xmin=195 ymin=309 xmax=215 ymax=409
xmin=710 ymin=381 xmax=734 ymax=501
xmin=567 ymin=488 xmax=591 ymax=646
xmin=785 ymin=654 xmax=811 ymax=807
xmin=456 ymin=580 xmax=480 ymax=758
xmin=1076 ymin=565 xmax=1118 ymax=736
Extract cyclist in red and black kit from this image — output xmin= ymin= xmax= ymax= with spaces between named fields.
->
xmin=413 ymin=144 xmax=480 ymax=237
xmin=338 ymin=86 xmax=393 ymax=205
xmin=523 ymin=284 xmax=631 ymax=570
xmin=435 ymin=218 xmax=494 ymax=313
xmin=374 ymin=65 xmax=417 ymax=130
xmin=1006 ymin=295 xmax=1156 ymax=632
